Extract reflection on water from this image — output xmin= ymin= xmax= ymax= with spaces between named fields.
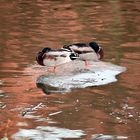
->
xmin=92 ymin=134 xmax=128 ymax=140
xmin=12 ymin=126 xmax=85 ymax=140
xmin=34 ymin=61 xmax=126 ymax=93
xmin=13 ymin=126 xmax=128 ymax=140
xmin=0 ymin=0 xmax=140 ymax=140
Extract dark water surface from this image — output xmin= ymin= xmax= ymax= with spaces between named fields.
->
xmin=0 ymin=0 xmax=140 ymax=140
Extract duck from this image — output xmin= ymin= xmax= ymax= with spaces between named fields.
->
xmin=62 ymin=41 xmax=104 ymax=66
xmin=36 ymin=47 xmax=79 ymax=72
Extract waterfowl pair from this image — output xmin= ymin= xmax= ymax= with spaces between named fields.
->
xmin=36 ymin=42 xmax=103 ymax=71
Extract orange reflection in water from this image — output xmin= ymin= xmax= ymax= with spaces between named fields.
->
xmin=0 ymin=0 xmax=140 ymax=140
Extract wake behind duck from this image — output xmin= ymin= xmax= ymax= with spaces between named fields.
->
xmin=32 ymin=41 xmax=126 ymax=93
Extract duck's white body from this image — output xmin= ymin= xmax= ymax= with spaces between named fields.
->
xmin=79 ymin=52 xmax=99 ymax=61
xmin=43 ymin=51 xmax=74 ymax=67
xmin=63 ymin=43 xmax=102 ymax=61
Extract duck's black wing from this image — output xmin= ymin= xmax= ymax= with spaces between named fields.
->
xmin=63 ymin=42 xmax=88 ymax=49
xmin=73 ymin=43 xmax=87 ymax=47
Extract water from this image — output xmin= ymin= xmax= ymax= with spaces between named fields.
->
xmin=33 ymin=61 xmax=126 ymax=93
xmin=0 ymin=1 xmax=140 ymax=140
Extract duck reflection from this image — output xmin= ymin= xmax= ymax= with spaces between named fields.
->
xmin=35 ymin=60 xmax=126 ymax=95
xmin=36 ymin=75 xmax=70 ymax=94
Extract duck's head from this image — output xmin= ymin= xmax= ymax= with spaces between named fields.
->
xmin=36 ymin=47 xmax=51 ymax=66
xmin=89 ymin=42 xmax=104 ymax=59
